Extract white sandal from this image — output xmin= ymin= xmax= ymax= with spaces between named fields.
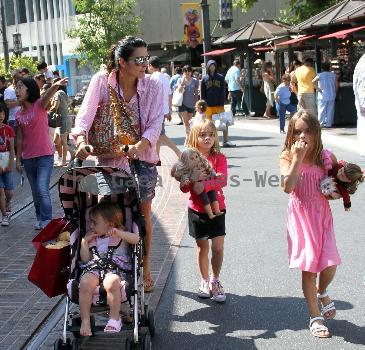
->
xmin=309 ymin=316 xmax=331 ymax=338
xmin=317 ymin=290 xmax=336 ymax=320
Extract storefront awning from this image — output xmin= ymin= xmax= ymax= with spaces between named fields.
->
xmin=201 ymin=48 xmax=237 ymax=56
xmin=253 ymin=46 xmax=274 ymax=52
xmin=276 ymin=34 xmax=316 ymax=46
xmin=318 ymin=25 xmax=365 ymax=39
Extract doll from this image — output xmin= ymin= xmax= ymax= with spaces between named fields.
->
xmin=320 ymin=160 xmax=364 ymax=211
xmin=171 ymin=148 xmax=223 ymax=219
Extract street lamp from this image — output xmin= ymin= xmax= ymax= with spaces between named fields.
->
xmin=13 ymin=32 xmax=22 ymax=57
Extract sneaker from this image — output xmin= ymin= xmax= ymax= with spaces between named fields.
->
xmin=210 ymin=280 xmax=226 ymax=303
xmin=1 ymin=215 xmax=10 ymax=226
xmin=197 ymin=280 xmax=210 ymax=298
xmin=222 ymin=141 xmax=236 ymax=148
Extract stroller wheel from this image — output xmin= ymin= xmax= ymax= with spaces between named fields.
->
xmin=142 ymin=333 xmax=152 ymax=350
xmin=53 ymin=338 xmax=71 ymax=350
xmin=147 ymin=310 xmax=155 ymax=337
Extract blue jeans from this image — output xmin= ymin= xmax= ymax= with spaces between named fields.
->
xmin=23 ymin=155 xmax=53 ymax=225
xmin=317 ymin=99 xmax=335 ymax=127
xmin=276 ymin=102 xmax=297 ymax=131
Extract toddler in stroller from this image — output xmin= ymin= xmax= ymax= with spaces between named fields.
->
xmin=79 ymin=201 xmax=139 ymax=336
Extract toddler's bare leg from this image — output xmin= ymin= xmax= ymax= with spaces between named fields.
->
xmin=207 ymin=190 xmax=223 ymax=215
xmin=103 ymin=274 xmax=122 ymax=321
xmin=79 ymin=273 xmax=99 ymax=336
xmin=203 ymin=203 xmax=216 ymax=219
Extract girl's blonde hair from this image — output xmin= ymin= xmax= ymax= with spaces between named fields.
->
xmin=195 ymin=99 xmax=207 ymax=113
xmin=187 ymin=119 xmax=220 ymax=154
xmin=89 ymin=201 xmax=124 ymax=228
xmin=344 ymin=163 xmax=365 ymax=194
xmin=283 ymin=109 xmax=323 ymax=166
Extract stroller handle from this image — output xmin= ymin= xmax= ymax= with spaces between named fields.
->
xmin=72 ymin=146 xmax=92 ymax=167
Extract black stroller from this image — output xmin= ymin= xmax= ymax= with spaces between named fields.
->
xmin=53 ymin=164 xmax=155 ymax=349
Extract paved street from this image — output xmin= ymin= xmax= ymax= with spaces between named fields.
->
xmin=0 ymin=113 xmax=364 ymax=349
xmin=152 ymin=118 xmax=365 ymax=350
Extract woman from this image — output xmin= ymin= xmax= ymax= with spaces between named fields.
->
xmin=176 ymin=65 xmax=199 ymax=143
xmin=50 ymin=78 xmax=74 ymax=166
xmin=72 ymin=36 xmax=164 ymax=292
xmin=262 ymin=61 xmax=275 ymax=118
xmin=15 ymin=77 xmax=68 ymax=230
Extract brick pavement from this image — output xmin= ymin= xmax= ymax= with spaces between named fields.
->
xmin=0 ymin=146 xmax=187 ymax=350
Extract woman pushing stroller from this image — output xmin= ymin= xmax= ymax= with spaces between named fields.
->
xmin=79 ymin=201 xmax=139 ymax=336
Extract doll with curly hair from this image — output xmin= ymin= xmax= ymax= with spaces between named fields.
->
xmin=320 ymin=160 xmax=364 ymax=211
xmin=171 ymin=148 xmax=223 ymax=219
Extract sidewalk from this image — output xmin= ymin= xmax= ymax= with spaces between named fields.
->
xmin=0 ymin=147 xmax=187 ymax=350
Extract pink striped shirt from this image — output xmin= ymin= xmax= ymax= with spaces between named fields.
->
xmin=72 ymin=70 xmax=164 ymax=170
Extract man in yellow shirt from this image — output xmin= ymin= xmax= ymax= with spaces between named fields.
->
xmin=293 ymin=57 xmax=317 ymax=114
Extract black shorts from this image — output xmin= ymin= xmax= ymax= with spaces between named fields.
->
xmin=178 ymin=104 xmax=195 ymax=114
xmin=188 ymin=208 xmax=226 ymax=240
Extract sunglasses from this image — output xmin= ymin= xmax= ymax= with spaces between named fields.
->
xmin=128 ymin=56 xmax=150 ymax=65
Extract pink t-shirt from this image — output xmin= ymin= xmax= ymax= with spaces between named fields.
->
xmin=15 ymin=99 xmax=54 ymax=159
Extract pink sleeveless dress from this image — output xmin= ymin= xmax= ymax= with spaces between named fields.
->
xmin=286 ymin=149 xmax=341 ymax=273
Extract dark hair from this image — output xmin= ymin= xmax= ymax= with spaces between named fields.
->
xmin=37 ymin=62 xmax=47 ymax=71
xmin=175 ymin=67 xmax=183 ymax=75
xmin=304 ymin=57 xmax=314 ymax=66
xmin=107 ymin=36 xmax=147 ymax=73
xmin=148 ymin=56 xmax=160 ymax=69
xmin=0 ymin=102 xmax=9 ymax=123
xmin=89 ymin=201 xmax=124 ymax=229
xmin=233 ymin=59 xmax=240 ymax=66
xmin=21 ymin=67 xmax=30 ymax=75
xmin=19 ymin=77 xmax=40 ymax=103
xmin=0 ymin=75 xmax=6 ymax=84
xmin=34 ymin=73 xmax=45 ymax=81
xmin=321 ymin=62 xmax=331 ymax=71
xmin=52 ymin=70 xmax=60 ymax=76
xmin=182 ymin=65 xmax=192 ymax=73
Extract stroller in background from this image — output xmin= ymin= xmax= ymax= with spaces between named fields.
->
xmin=53 ymin=164 xmax=155 ymax=350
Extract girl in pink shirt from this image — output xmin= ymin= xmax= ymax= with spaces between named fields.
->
xmin=181 ymin=119 xmax=228 ymax=303
xmin=15 ymin=77 xmax=67 ymax=230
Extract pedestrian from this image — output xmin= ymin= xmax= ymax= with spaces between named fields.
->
xmin=225 ymin=59 xmax=242 ymax=116
xmin=148 ymin=56 xmax=181 ymax=161
xmin=274 ymin=74 xmax=297 ymax=134
xmin=262 ymin=61 xmax=275 ymax=118
xmin=15 ymin=77 xmax=68 ymax=230
xmin=37 ymin=62 xmax=53 ymax=83
xmin=353 ymin=52 xmax=365 ymax=157
xmin=79 ymin=201 xmax=139 ymax=336
xmin=238 ymin=68 xmax=255 ymax=117
xmin=72 ymin=36 xmax=164 ymax=293
xmin=280 ymin=109 xmax=341 ymax=338
xmin=176 ymin=65 xmax=199 ymax=144
xmin=50 ymin=78 xmax=75 ymax=167
xmin=201 ymin=60 xmax=235 ymax=147
xmin=312 ymin=62 xmax=338 ymax=128
xmin=180 ymin=118 xmax=227 ymax=303
xmin=170 ymin=67 xmax=183 ymax=125
xmin=0 ymin=102 xmax=15 ymax=226
xmin=0 ymin=76 xmax=7 ymax=103
xmin=34 ymin=74 xmax=46 ymax=91
xmin=4 ymin=69 xmax=21 ymax=133
xmin=293 ymin=57 xmax=317 ymax=114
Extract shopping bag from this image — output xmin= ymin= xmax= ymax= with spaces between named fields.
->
xmin=172 ymin=89 xmax=184 ymax=107
xmin=212 ymin=111 xmax=234 ymax=131
xmin=28 ymin=219 xmax=71 ymax=298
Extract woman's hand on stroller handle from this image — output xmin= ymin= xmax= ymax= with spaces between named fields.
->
xmin=75 ymin=144 xmax=93 ymax=160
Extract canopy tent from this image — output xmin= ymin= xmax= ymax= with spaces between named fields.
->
xmin=318 ymin=25 xmax=365 ymax=39
xmin=291 ymin=0 xmax=365 ymax=32
xmin=335 ymin=2 xmax=365 ymax=22
xmin=276 ymin=34 xmax=316 ymax=46
xmin=201 ymin=48 xmax=237 ymax=56
xmin=213 ymin=20 xmax=289 ymax=45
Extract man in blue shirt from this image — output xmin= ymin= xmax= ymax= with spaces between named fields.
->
xmin=225 ymin=59 xmax=242 ymax=116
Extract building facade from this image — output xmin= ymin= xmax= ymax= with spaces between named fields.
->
xmin=0 ymin=0 xmax=285 ymax=94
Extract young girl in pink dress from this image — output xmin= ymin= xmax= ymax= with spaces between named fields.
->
xmin=280 ymin=109 xmax=341 ymax=339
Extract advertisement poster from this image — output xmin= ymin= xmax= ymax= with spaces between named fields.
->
xmin=182 ymin=3 xmax=203 ymax=48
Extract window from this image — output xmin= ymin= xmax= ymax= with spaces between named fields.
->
xmin=36 ymin=0 xmax=41 ymax=20
xmin=5 ymin=0 xmax=15 ymax=26
xmin=42 ymin=0 xmax=48 ymax=20
xmin=18 ymin=0 xmax=27 ymax=24
xmin=27 ymin=0 xmax=34 ymax=21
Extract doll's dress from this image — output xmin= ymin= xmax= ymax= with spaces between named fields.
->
xmin=286 ymin=149 xmax=341 ymax=273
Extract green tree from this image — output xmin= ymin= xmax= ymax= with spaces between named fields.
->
xmin=68 ymin=0 xmax=141 ymax=69
xmin=0 ymin=56 xmax=38 ymax=77
xmin=233 ymin=0 xmax=343 ymax=25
